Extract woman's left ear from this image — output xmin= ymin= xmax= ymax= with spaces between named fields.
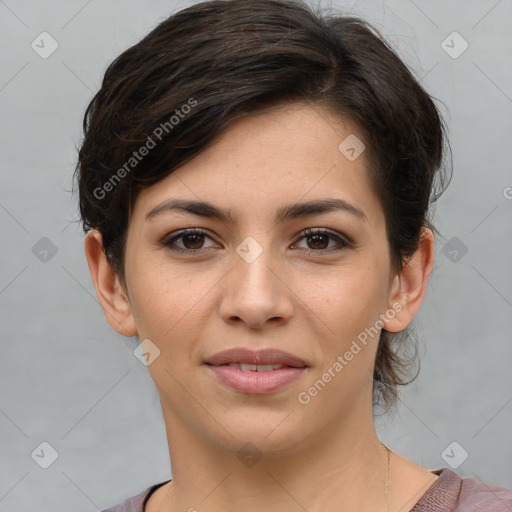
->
xmin=384 ymin=227 xmax=435 ymax=333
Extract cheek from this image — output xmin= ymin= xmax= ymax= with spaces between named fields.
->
xmin=127 ymin=254 xmax=223 ymax=347
xmin=297 ymin=261 xmax=387 ymax=333
xmin=297 ymin=270 xmax=389 ymax=394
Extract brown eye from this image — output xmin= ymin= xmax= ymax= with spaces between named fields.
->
xmin=294 ymin=228 xmax=350 ymax=255
xmin=162 ymin=228 xmax=218 ymax=253
xmin=181 ymin=232 xmax=206 ymax=249
xmin=305 ymin=232 xmax=330 ymax=250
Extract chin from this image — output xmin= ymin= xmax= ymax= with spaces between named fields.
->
xmin=209 ymin=409 xmax=312 ymax=454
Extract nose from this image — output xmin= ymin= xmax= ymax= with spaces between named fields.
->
xmin=218 ymin=245 xmax=294 ymax=330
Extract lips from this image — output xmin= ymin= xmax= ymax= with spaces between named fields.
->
xmin=204 ymin=348 xmax=308 ymax=368
xmin=204 ymin=348 xmax=308 ymax=394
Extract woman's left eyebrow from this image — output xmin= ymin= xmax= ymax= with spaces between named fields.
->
xmin=145 ymin=198 xmax=368 ymax=224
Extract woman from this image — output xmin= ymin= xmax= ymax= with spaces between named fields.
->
xmin=74 ymin=0 xmax=512 ymax=510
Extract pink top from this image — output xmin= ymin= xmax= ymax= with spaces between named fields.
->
xmin=101 ymin=468 xmax=512 ymax=511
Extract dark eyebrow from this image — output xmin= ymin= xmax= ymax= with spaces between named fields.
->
xmin=145 ymin=199 xmax=234 ymax=223
xmin=276 ymin=198 xmax=368 ymax=224
xmin=145 ymin=198 xmax=368 ymax=224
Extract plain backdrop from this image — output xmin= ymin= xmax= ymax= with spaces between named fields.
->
xmin=1 ymin=0 xmax=511 ymax=510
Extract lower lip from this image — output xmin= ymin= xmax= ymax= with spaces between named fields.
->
xmin=205 ymin=365 xmax=307 ymax=394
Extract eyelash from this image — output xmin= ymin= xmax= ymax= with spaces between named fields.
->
xmin=160 ymin=227 xmax=351 ymax=256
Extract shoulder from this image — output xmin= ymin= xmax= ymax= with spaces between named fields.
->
xmin=414 ymin=467 xmax=512 ymax=512
xmin=455 ymin=470 xmax=512 ymax=512
xmin=100 ymin=480 xmax=171 ymax=512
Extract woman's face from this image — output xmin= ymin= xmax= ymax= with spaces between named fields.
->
xmin=113 ymin=103 xmax=406 ymax=454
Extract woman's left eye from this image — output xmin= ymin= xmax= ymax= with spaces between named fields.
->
xmin=292 ymin=228 xmax=350 ymax=254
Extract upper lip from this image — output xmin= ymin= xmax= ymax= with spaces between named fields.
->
xmin=205 ymin=348 xmax=308 ymax=367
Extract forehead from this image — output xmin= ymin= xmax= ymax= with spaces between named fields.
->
xmin=130 ymin=102 xmax=385 ymax=230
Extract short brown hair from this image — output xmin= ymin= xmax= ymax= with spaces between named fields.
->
xmin=73 ymin=0 xmax=452 ymax=414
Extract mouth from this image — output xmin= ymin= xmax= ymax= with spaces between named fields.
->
xmin=214 ymin=362 xmax=296 ymax=372
xmin=204 ymin=348 xmax=308 ymax=368
xmin=204 ymin=348 xmax=308 ymax=394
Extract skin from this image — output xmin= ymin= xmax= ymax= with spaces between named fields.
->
xmin=85 ymin=102 xmax=438 ymax=512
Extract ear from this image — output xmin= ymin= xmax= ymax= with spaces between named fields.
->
xmin=84 ymin=229 xmax=138 ymax=337
xmin=383 ymin=227 xmax=435 ymax=333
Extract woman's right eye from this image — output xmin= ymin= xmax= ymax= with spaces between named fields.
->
xmin=161 ymin=228 xmax=219 ymax=253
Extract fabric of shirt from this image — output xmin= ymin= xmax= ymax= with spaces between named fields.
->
xmin=101 ymin=467 xmax=512 ymax=512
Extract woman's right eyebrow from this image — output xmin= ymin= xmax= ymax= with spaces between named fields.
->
xmin=145 ymin=198 xmax=232 ymax=223
xmin=145 ymin=198 xmax=368 ymax=225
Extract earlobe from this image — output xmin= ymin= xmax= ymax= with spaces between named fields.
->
xmin=84 ymin=230 xmax=138 ymax=337
xmin=383 ymin=227 xmax=435 ymax=333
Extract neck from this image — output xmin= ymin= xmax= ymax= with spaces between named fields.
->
xmin=156 ymin=400 xmax=391 ymax=512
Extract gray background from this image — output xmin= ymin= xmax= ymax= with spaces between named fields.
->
xmin=1 ymin=0 xmax=511 ymax=510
